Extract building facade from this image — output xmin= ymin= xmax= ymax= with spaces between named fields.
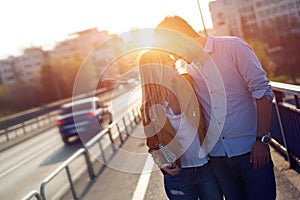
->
xmin=0 ymin=48 xmax=46 ymax=86
xmin=48 ymin=28 xmax=111 ymax=59
xmin=209 ymin=0 xmax=300 ymax=38
xmin=0 ymin=28 xmax=125 ymax=87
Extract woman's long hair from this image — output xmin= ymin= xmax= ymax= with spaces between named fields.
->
xmin=138 ymin=50 xmax=175 ymax=122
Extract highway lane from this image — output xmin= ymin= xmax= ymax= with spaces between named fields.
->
xmin=0 ymin=127 xmax=74 ymax=200
xmin=0 ymin=87 xmax=141 ymax=200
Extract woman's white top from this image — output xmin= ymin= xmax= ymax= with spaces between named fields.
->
xmin=165 ymin=106 xmax=208 ymax=168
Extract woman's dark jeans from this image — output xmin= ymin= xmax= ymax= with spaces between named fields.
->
xmin=164 ymin=162 xmax=223 ymax=200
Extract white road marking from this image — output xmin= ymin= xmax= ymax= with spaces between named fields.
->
xmin=132 ymin=154 xmax=154 ymax=200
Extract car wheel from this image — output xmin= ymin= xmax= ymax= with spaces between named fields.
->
xmin=62 ymin=137 xmax=70 ymax=145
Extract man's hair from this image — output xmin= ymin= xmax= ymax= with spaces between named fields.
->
xmin=156 ymin=15 xmax=199 ymax=39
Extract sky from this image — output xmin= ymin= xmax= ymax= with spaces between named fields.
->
xmin=0 ymin=0 xmax=214 ymax=59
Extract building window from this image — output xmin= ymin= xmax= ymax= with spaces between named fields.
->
xmin=288 ymin=2 xmax=294 ymax=9
xmin=280 ymin=4 xmax=287 ymax=12
xmin=6 ymin=76 xmax=14 ymax=81
xmin=223 ymin=0 xmax=231 ymax=5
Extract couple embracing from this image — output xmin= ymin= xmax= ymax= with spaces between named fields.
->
xmin=138 ymin=15 xmax=276 ymax=200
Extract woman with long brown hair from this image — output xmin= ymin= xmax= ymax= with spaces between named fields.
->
xmin=139 ymin=49 xmax=222 ymax=200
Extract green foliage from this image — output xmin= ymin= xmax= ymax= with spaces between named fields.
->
xmin=2 ymin=62 xmax=44 ymax=115
xmin=246 ymin=39 xmax=275 ymax=79
xmin=0 ymin=84 xmax=14 ymax=117
xmin=242 ymin=16 xmax=300 ymax=84
xmin=47 ymin=54 xmax=84 ymax=98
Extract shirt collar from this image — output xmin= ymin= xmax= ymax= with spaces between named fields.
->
xmin=203 ymin=33 xmax=214 ymax=53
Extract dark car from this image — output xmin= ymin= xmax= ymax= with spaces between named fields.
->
xmin=56 ymin=97 xmax=113 ymax=144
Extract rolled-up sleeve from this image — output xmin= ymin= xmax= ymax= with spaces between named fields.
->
xmin=231 ymin=38 xmax=274 ymax=101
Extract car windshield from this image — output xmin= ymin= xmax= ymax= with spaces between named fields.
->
xmin=61 ymin=102 xmax=93 ymax=114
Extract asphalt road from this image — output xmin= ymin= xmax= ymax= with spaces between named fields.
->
xmin=0 ymin=126 xmax=77 ymax=200
xmin=0 ymin=87 xmax=141 ymax=200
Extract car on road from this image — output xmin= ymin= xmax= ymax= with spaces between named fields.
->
xmin=56 ymin=97 xmax=113 ymax=144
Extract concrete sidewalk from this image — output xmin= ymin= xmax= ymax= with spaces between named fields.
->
xmin=61 ymin=125 xmax=300 ymax=200
xmin=270 ymin=147 xmax=300 ymax=199
xmin=143 ymin=146 xmax=300 ymax=200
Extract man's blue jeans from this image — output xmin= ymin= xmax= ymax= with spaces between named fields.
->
xmin=209 ymin=152 xmax=276 ymax=200
xmin=164 ymin=162 xmax=223 ymax=200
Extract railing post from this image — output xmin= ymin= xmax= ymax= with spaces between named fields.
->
xmin=133 ymin=107 xmax=141 ymax=124
xmin=130 ymin=110 xmax=134 ymax=129
xmin=294 ymin=95 xmax=300 ymax=109
xmin=66 ymin=165 xmax=78 ymax=200
xmin=107 ymin=128 xmax=116 ymax=151
xmin=98 ymin=140 xmax=107 ymax=164
xmin=40 ymin=183 xmax=47 ymax=200
xmin=83 ymin=150 xmax=95 ymax=179
xmin=36 ymin=117 xmax=40 ymax=128
xmin=5 ymin=128 xmax=9 ymax=141
xmin=273 ymin=90 xmax=295 ymax=168
xmin=22 ymin=122 xmax=27 ymax=134
xmin=116 ymin=123 xmax=124 ymax=143
xmin=122 ymin=117 xmax=128 ymax=134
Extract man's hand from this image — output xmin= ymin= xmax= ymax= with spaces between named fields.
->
xmin=250 ymin=141 xmax=270 ymax=170
xmin=161 ymin=163 xmax=180 ymax=176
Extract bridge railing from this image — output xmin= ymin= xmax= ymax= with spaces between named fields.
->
xmin=270 ymin=81 xmax=300 ymax=168
xmin=33 ymin=106 xmax=141 ymax=200
xmin=0 ymin=87 xmax=119 ymax=150
xmin=20 ymin=190 xmax=42 ymax=200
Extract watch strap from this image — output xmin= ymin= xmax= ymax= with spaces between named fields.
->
xmin=256 ymin=134 xmax=271 ymax=144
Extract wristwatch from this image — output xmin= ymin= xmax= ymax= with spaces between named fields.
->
xmin=256 ymin=134 xmax=271 ymax=144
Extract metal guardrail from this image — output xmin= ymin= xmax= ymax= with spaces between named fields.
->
xmin=0 ymin=87 xmax=116 ymax=146
xmin=21 ymin=106 xmax=141 ymax=200
xmin=40 ymin=148 xmax=94 ymax=200
xmin=270 ymin=81 xmax=300 ymax=168
xmin=0 ymin=111 xmax=58 ymax=144
xmin=20 ymin=190 xmax=42 ymax=200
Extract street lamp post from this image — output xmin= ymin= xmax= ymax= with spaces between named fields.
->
xmin=197 ymin=0 xmax=207 ymax=35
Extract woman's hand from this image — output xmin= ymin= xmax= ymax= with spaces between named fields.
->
xmin=161 ymin=163 xmax=180 ymax=176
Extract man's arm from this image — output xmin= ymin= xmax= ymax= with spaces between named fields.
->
xmin=256 ymin=96 xmax=272 ymax=138
xmin=230 ymin=37 xmax=274 ymax=169
xmin=251 ymin=96 xmax=272 ymax=170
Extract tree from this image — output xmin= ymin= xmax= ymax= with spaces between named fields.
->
xmin=0 ymin=84 xmax=13 ymax=117
xmin=241 ymin=15 xmax=300 ymax=83
xmin=47 ymin=54 xmax=84 ymax=98
xmin=40 ymin=63 xmax=62 ymax=103
xmin=246 ymin=40 xmax=275 ymax=79
xmin=8 ymin=60 xmax=39 ymax=112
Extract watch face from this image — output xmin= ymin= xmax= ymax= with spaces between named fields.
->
xmin=262 ymin=135 xmax=270 ymax=144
